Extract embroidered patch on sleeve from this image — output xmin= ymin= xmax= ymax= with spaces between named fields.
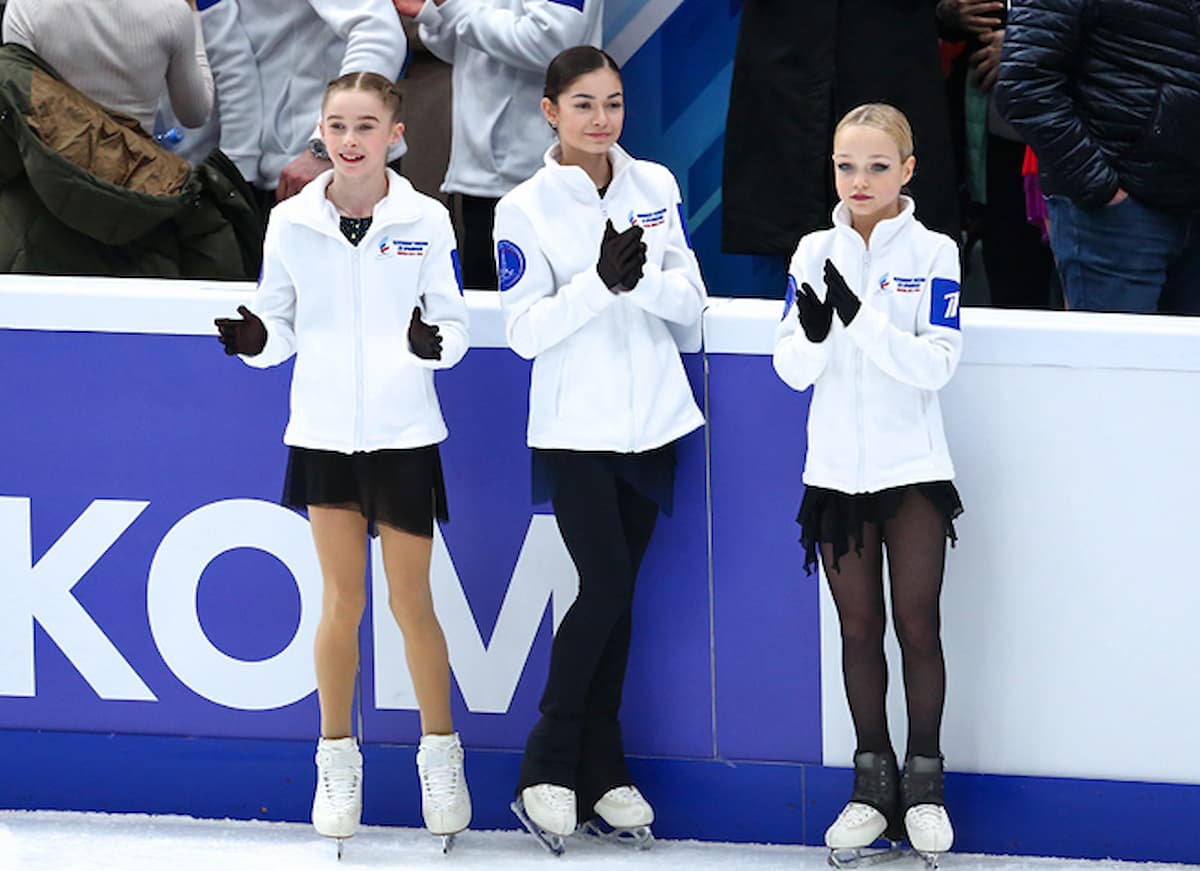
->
xmin=930 ymin=278 xmax=961 ymax=329
xmin=496 ymin=240 xmax=526 ymax=292
xmin=547 ymin=0 xmax=585 ymax=9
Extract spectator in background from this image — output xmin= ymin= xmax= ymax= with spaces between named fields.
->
xmin=3 ymin=0 xmax=213 ymax=136
xmin=939 ymin=0 xmax=1054 ymax=309
xmin=392 ymin=0 xmax=603 ymax=290
xmin=994 ymin=0 xmax=1200 ymax=314
xmin=722 ymin=1 xmax=960 ymax=295
xmin=156 ymin=0 xmax=264 ymax=189
xmin=238 ymin=0 xmax=406 ymax=204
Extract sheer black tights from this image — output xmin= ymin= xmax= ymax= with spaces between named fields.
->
xmin=820 ymin=488 xmax=947 ymax=759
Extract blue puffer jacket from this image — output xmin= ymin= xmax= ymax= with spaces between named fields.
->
xmin=994 ymin=0 xmax=1200 ymax=210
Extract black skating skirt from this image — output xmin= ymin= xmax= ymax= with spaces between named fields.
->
xmin=282 ymin=444 xmax=448 ymax=538
xmin=797 ymin=481 xmax=963 ymax=575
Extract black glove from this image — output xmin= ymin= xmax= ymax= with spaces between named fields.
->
xmin=823 ymin=259 xmax=861 ymax=326
xmin=214 ymin=305 xmax=267 ymax=356
xmin=597 ymin=220 xmax=646 ymax=291
xmin=408 ymin=306 xmax=443 ymax=360
xmin=796 ymin=281 xmax=833 ymax=343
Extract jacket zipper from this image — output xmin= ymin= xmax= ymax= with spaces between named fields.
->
xmin=352 ymin=248 xmax=365 ymax=451
xmin=856 ymin=250 xmax=870 ymax=489
xmin=596 ymin=190 xmax=638 ymax=451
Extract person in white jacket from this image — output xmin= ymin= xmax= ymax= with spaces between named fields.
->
xmin=213 ymin=73 xmax=470 ymax=854
xmin=495 ymin=46 xmax=706 ymax=853
xmin=391 ymin=0 xmax=602 ymax=289
xmin=156 ymin=0 xmax=263 ymax=186
xmin=236 ymin=0 xmax=406 ymax=203
xmin=772 ymin=104 xmax=963 ymax=863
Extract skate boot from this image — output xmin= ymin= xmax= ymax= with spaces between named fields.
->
xmin=825 ymin=750 xmax=904 ymax=869
xmin=901 ymin=755 xmax=953 ymax=867
xmin=578 ymin=785 xmax=655 ymax=850
xmin=312 ymin=737 xmax=363 ymax=859
xmin=417 ymin=732 xmax=471 ymax=853
xmin=512 ymin=783 xmax=575 ymax=855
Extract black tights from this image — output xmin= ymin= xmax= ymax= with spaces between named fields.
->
xmin=822 ymin=488 xmax=947 ymax=759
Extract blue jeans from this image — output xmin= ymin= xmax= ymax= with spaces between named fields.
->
xmin=1046 ymin=194 xmax=1200 ymax=314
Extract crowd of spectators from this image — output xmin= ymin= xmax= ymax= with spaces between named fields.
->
xmin=0 ymin=0 xmax=1197 ymax=313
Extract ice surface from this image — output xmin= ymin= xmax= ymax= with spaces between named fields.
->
xmin=0 ymin=811 xmax=1195 ymax=871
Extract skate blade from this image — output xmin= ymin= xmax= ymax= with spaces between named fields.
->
xmin=914 ymin=849 xmax=944 ymax=870
xmin=335 ymin=837 xmax=346 ymax=860
xmin=577 ymin=818 xmax=655 ymax=850
xmin=510 ymin=799 xmax=566 ymax=856
xmin=440 ymin=833 xmax=456 ymax=854
xmin=827 ymin=843 xmax=906 ymax=869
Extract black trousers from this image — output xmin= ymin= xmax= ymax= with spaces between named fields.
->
xmin=517 ymin=453 xmax=659 ymax=821
xmin=454 ymin=193 xmax=499 ymax=290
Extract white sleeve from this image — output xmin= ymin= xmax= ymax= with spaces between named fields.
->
xmin=307 ymin=0 xmax=407 ymax=79
xmin=842 ymin=237 xmax=963 ymax=390
xmin=772 ymin=241 xmax=833 ymax=392
xmin=495 ymin=199 xmax=615 ymax=360
xmin=626 ymin=180 xmax=707 ymax=326
xmin=242 ymin=215 xmax=297 ymax=368
xmin=165 ymin=7 xmax=215 ymax=128
xmin=440 ymin=0 xmax=599 ymax=74
xmin=414 ymin=0 xmax=458 ymax=64
xmin=412 ymin=209 xmax=471 ymax=370
xmin=200 ymin=0 xmax=263 ymax=185
xmin=1 ymin=1 xmax=36 ymax=50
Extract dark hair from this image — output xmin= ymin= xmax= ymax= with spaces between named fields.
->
xmin=543 ymin=45 xmax=622 ymax=102
xmin=322 ymin=71 xmax=403 ymax=121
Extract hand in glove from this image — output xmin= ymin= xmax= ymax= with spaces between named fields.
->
xmin=597 ymin=219 xmax=646 ymax=291
xmin=796 ymin=281 xmax=833 ymax=343
xmin=408 ymin=306 xmax=443 ymax=360
xmin=823 ymin=259 xmax=861 ymax=326
xmin=214 ymin=305 xmax=267 ymax=356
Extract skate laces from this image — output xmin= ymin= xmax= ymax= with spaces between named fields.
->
xmin=906 ymin=804 xmax=947 ymax=829
xmin=838 ymin=802 xmax=883 ymax=826
xmin=317 ymin=753 xmax=361 ymax=813
xmin=534 ymin=784 xmax=575 ymax=812
xmin=419 ymin=745 xmax=464 ymax=810
xmin=601 ymin=786 xmax=643 ymax=806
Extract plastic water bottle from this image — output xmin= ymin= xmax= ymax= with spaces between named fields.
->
xmin=155 ymin=126 xmax=185 ymax=151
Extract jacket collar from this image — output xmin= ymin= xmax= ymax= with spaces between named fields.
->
xmin=832 ymin=195 xmax=915 ymax=250
xmin=541 ymin=142 xmax=635 ymax=203
xmin=289 ymin=168 xmax=422 ymax=238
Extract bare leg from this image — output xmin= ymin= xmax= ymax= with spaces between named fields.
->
xmin=309 ymin=505 xmax=369 ymax=739
xmin=379 ymin=523 xmax=452 ymax=736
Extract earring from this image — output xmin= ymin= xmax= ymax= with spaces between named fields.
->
xmin=550 ymin=122 xmax=558 ymax=131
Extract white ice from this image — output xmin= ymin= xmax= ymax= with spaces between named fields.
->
xmin=0 ymin=811 xmax=1195 ymax=871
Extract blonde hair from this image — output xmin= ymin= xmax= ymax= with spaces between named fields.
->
xmin=322 ymin=71 xmax=403 ymax=122
xmin=834 ymin=103 xmax=914 ymax=160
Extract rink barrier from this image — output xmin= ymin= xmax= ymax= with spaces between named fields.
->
xmin=2 ymin=277 xmax=1199 ymax=864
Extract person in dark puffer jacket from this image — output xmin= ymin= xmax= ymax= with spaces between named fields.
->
xmin=993 ymin=0 xmax=1200 ymax=314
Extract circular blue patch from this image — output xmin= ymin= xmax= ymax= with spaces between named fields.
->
xmin=496 ymin=240 xmax=526 ymax=292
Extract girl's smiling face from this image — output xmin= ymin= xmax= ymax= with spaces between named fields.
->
xmin=541 ymin=66 xmax=625 ymax=160
xmin=319 ymin=88 xmax=404 ymax=179
xmin=832 ymin=123 xmax=916 ymax=226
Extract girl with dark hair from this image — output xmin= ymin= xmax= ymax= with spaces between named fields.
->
xmin=774 ymin=103 xmax=962 ymax=867
xmin=213 ymin=71 xmax=471 ymax=856
xmin=495 ymin=44 xmax=707 ymax=854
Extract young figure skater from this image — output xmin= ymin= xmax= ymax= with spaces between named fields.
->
xmin=772 ymin=104 xmax=963 ymax=865
xmin=494 ymin=45 xmax=707 ymax=854
xmin=213 ymin=71 xmax=471 ymax=855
